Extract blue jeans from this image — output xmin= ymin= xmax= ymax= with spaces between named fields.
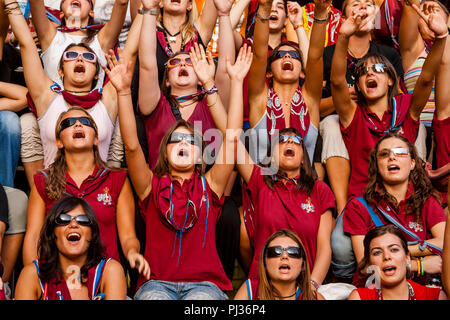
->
xmin=134 ymin=280 xmax=228 ymax=300
xmin=330 ymin=213 xmax=356 ymax=279
xmin=0 ymin=111 xmax=21 ymax=187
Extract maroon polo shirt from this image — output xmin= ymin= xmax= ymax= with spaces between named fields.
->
xmin=34 ymin=167 xmax=128 ymax=261
xmin=142 ymin=92 xmax=218 ymax=170
xmin=355 ymin=280 xmax=441 ymax=300
xmin=245 ymin=166 xmax=336 ymax=280
xmin=341 ymin=93 xmax=419 ymax=198
xmin=137 ymin=171 xmax=232 ymax=291
xmin=432 ymin=116 xmax=450 ymax=204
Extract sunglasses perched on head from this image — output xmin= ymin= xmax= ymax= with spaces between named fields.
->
xmin=358 ymin=63 xmax=387 ymax=76
xmin=55 ymin=213 xmax=91 ymax=226
xmin=265 ymin=246 xmax=304 ymax=259
xmin=58 ymin=116 xmax=95 ymax=133
xmin=377 ymin=147 xmax=410 ymax=159
xmin=166 ymin=57 xmax=193 ymax=69
xmin=167 ymin=132 xmax=201 ymax=146
xmin=63 ymin=51 xmax=97 ymax=64
xmin=279 ymin=134 xmax=303 ymax=145
xmin=274 ymin=50 xmax=300 ymax=61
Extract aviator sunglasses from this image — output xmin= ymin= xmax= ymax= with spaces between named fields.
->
xmin=358 ymin=63 xmax=387 ymax=76
xmin=167 ymin=132 xmax=201 ymax=146
xmin=63 ymin=51 xmax=97 ymax=64
xmin=266 ymin=246 xmax=304 ymax=259
xmin=377 ymin=147 xmax=410 ymax=159
xmin=55 ymin=213 xmax=91 ymax=226
xmin=279 ymin=134 xmax=303 ymax=145
xmin=58 ymin=116 xmax=95 ymax=134
xmin=166 ymin=56 xmax=193 ymax=69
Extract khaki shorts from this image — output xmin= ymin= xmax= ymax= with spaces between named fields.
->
xmin=4 ymin=186 xmax=28 ymax=235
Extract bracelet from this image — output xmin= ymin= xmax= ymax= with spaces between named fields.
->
xmin=313 ymin=12 xmax=330 ymax=24
xmin=311 ymin=279 xmax=320 ymax=290
xmin=293 ymin=24 xmax=304 ymax=30
xmin=256 ymin=11 xmax=270 ymax=22
xmin=8 ymin=32 xmax=16 ymax=47
xmin=416 ymin=258 xmax=421 ymax=277
xmin=203 ymin=84 xmax=218 ymax=95
xmin=436 ymin=31 xmax=449 ymax=39
xmin=138 ymin=8 xmax=159 ymax=16
xmin=419 ymin=257 xmax=424 ymax=276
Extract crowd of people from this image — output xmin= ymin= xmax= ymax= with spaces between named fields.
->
xmin=0 ymin=0 xmax=449 ymax=301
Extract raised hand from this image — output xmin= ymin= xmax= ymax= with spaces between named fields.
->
xmin=287 ymin=1 xmax=303 ymax=26
xmin=339 ymin=8 xmax=375 ymax=37
xmin=213 ymin=0 xmax=233 ymax=15
xmin=190 ymin=43 xmax=216 ymax=87
xmin=226 ymin=43 xmax=253 ymax=82
xmin=102 ymin=48 xmax=133 ymax=93
xmin=412 ymin=2 xmax=449 ymax=38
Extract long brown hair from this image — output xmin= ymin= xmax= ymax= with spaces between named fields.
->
xmin=364 ymin=132 xmax=440 ymax=223
xmin=263 ymin=127 xmax=316 ymax=195
xmin=258 ymin=229 xmax=316 ymax=300
xmin=153 ymin=120 xmax=206 ymax=177
xmin=45 ymin=107 xmax=107 ymax=200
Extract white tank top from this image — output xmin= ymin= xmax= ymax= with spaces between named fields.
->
xmin=38 ymin=94 xmax=115 ymax=168
xmin=40 ymin=31 xmax=107 ymax=90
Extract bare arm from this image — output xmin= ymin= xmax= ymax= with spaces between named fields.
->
xmin=137 ymin=0 xmax=161 ymax=116
xmin=247 ymin=0 xmax=272 ymax=127
xmin=28 ymin=0 xmax=56 ymax=51
xmin=230 ymin=0 xmax=251 ymax=29
xmin=442 ymin=184 xmax=450 ymax=296
xmin=101 ymin=259 xmax=127 ymax=300
xmin=434 ymin=17 xmax=450 ymax=121
xmin=399 ymin=0 xmax=424 ymax=72
xmin=408 ymin=221 xmax=445 ymax=257
xmin=13 ymin=264 xmax=42 ymax=300
xmin=286 ymin=1 xmax=309 ymax=67
xmin=0 ymin=81 xmax=28 ymax=112
xmin=409 ymin=3 xmax=448 ymax=121
xmin=98 ymin=0 xmax=130 ymax=52
xmin=233 ymin=281 xmax=250 ymax=300
xmin=0 ymin=3 xmax=8 ymax=59
xmin=195 ymin=0 xmax=218 ymax=45
xmin=310 ymin=209 xmax=333 ymax=286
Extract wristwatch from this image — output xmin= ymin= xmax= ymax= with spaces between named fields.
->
xmin=138 ymin=8 xmax=159 ymax=16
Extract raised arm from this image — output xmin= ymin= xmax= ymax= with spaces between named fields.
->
xmin=195 ymin=0 xmax=218 ymax=45
xmin=409 ymin=2 xmax=448 ymax=121
xmin=0 ymin=2 xmax=7 ymax=59
xmin=286 ymin=1 xmax=309 ymax=67
xmin=97 ymin=0 xmax=130 ymax=52
xmin=0 ymin=81 xmax=28 ymax=112
xmin=301 ymin=0 xmax=329 ymax=128
xmin=213 ymin=0 xmax=235 ymax=110
xmin=103 ymin=48 xmax=153 ymax=201
xmin=331 ymin=9 xmax=373 ymax=128
xmin=443 ymin=184 xmax=450 ymax=295
xmin=4 ymin=0 xmax=53 ymax=117
xmin=399 ymin=0 xmax=424 ymax=72
xmin=206 ymin=44 xmax=253 ymax=197
xmin=230 ymin=0 xmax=251 ymax=29
xmin=247 ymin=0 xmax=272 ymax=127
xmin=28 ymin=0 xmax=56 ymax=51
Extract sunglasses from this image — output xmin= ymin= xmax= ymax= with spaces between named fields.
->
xmin=63 ymin=51 xmax=97 ymax=64
xmin=266 ymin=246 xmax=304 ymax=259
xmin=274 ymin=50 xmax=300 ymax=61
xmin=58 ymin=116 xmax=95 ymax=134
xmin=377 ymin=147 xmax=410 ymax=159
xmin=167 ymin=132 xmax=201 ymax=146
xmin=166 ymin=57 xmax=193 ymax=69
xmin=55 ymin=213 xmax=91 ymax=226
xmin=358 ymin=63 xmax=386 ymax=76
xmin=279 ymin=134 xmax=303 ymax=145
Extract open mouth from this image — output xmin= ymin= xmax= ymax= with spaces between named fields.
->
xmin=73 ymin=131 xmax=85 ymax=139
xmin=283 ymin=148 xmax=295 ymax=157
xmin=177 ymin=148 xmax=189 ymax=158
xmin=70 ymin=0 xmax=81 ymax=9
xmin=279 ymin=265 xmax=291 ymax=273
xmin=178 ymin=68 xmax=189 ymax=77
xmin=74 ymin=64 xmax=86 ymax=74
xmin=282 ymin=61 xmax=293 ymax=71
xmin=171 ymin=0 xmax=181 ymax=4
xmin=382 ymin=266 xmax=396 ymax=276
xmin=388 ymin=164 xmax=400 ymax=172
xmin=269 ymin=14 xmax=278 ymax=21
xmin=366 ymin=79 xmax=378 ymax=89
xmin=67 ymin=232 xmax=81 ymax=242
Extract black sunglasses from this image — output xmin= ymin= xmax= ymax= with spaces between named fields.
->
xmin=167 ymin=132 xmax=201 ymax=146
xmin=55 ymin=213 xmax=91 ymax=226
xmin=274 ymin=50 xmax=300 ymax=61
xmin=265 ymin=246 xmax=304 ymax=259
xmin=59 ymin=116 xmax=95 ymax=133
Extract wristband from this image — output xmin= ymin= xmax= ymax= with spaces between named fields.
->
xmin=138 ymin=8 xmax=159 ymax=16
xmin=311 ymin=279 xmax=320 ymax=290
xmin=293 ymin=24 xmax=304 ymax=30
xmin=436 ymin=31 xmax=449 ymax=39
xmin=419 ymin=257 xmax=424 ymax=276
xmin=416 ymin=258 xmax=421 ymax=277
xmin=256 ymin=11 xmax=270 ymax=22
xmin=203 ymin=85 xmax=218 ymax=95
xmin=313 ymin=12 xmax=330 ymax=24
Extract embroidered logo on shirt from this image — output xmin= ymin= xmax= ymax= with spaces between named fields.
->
xmin=301 ymin=197 xmax=315 ymax=213
xmin=409 ymin=221 xmax=423 ymax=233
xmin=97 ymin=187 xmax=112 ymax=206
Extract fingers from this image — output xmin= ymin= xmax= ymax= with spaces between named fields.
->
xmin=412 ymin=3 xmax=429 ymax=23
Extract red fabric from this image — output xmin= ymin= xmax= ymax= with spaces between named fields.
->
xmin=431 ymin=116 xmax=450 ymax=204
xmin=341 ymin=93 xmax=419 ymax=197
xmin=245 ymin=166 xmax=336 ymax=279
xmin=0 ymin=287 xmax=6 ymax=300
xmin=355 ymin=279 xmax=441 ymax=300
xmin=137 ymin=172 xmax=232 ymax=291
xmin=303 ymin=3 xmax=342 ymax=46
xmin=371 ymin=0 xmax=403 ymax=49
xmin=142 ymin=92 xmax=218 ymax=169
xmin=33 ymin=168 xmax=127 ymax=261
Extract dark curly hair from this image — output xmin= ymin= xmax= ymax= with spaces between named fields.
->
xmin=364 ymin=132 xmax=440 ymax=224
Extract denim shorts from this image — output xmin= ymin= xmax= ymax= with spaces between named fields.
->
xmin=330 ymin=213 xmax=356 ymax=279
xmin=134 ymin=280 xmax=228 ymax=300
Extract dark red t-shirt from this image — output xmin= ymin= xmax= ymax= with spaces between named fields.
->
xmin=137 ymin=171 xmax=232 ymax=291
xmin=245 ymin=166 xmax=336 ymax=279
xmin=355 ymin=279 xmax=441 ymax=300
xmin=341 ymin=93 xmax=419 ymax=198
xmin=432 ymin=116 xmax=450 ymax=204
xmin=142 ymin=92 xmax=218 ymax=169
xmin=34 ymin=168 xmax=127 ymax=261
